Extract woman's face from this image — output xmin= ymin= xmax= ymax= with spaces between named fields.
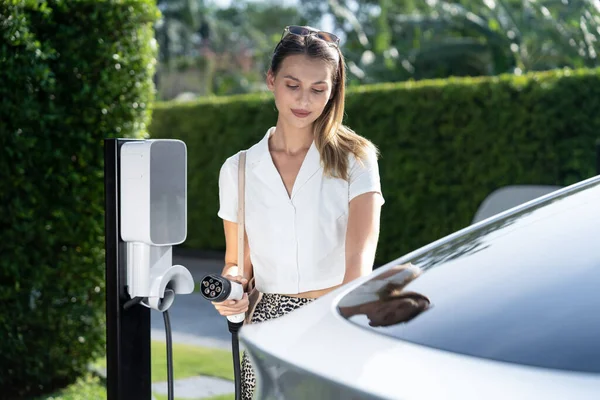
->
xmin=267 ymin=54 xmax=335 ymax=130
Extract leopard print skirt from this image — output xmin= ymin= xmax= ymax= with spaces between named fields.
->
xmin=240 ymin=293 xmax=316 ymax=400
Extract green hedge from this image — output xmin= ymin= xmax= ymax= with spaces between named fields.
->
xmin=0 ymin=0 xmax=158 ymax=397
xmin=149 ymin=68 xmax=600 ymax=264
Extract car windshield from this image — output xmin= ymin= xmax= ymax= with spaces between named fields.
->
xmin=338 ymin=178 xmax=600 ymax=373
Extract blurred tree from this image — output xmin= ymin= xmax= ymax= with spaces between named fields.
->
xmin=307 ymin=0 xmax=600 ymax=83
xmin=390 ymin=0 xmax=600 ymax=78
xmin=155 ymin=0 xmax=204 ymax=67
xmin=154 ymin=0 xmax=600 ymax=95
xmin=209 ymin=1 xmax=309 ymax=94
xmin=155 ymin=0 xmax=309 ymax=97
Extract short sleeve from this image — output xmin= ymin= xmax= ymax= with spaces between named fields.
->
xmin=348 ymin=147 xmax=385 ymax=205
xmin=217 ymin=154 xmax=239 ymax=222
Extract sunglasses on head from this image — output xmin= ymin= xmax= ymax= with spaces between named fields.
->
xmin=280 ymin=25 xmax=341 ymax=47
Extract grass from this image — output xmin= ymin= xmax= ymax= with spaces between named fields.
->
xmin=155 ymin=395 xmax=234 ymax=400
xmin=39 ymin=341 xmax=236 ymax=400
xmin=40 ymin=374 xmax=106 ymax=400
xmin=150 ymin=340 xmax=234 ymax=382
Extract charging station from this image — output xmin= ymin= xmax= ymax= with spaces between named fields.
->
xmin=104 ymin=138 xmax=195 ymax=400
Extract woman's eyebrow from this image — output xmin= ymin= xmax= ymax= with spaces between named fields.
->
xmin=283 ymin=75 xmax=327 ymax=85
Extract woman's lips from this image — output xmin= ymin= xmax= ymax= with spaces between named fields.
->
xmin=291 ymin=109 xmax=311 ymax=118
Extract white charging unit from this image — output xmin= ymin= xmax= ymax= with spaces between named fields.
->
xmin=119 ymin=139 xmax=194 ymax=311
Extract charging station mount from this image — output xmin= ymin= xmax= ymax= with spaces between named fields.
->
xmin=104 ymin=138 xmax=194 ymax=400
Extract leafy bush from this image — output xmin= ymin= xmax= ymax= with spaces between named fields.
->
xmin=0 ymin=0 xmax=158 ymax=397
xmin=149 ymin=68 xmax=600 ymax=264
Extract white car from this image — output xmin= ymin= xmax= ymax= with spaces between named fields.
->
xmin=240 ymin=175 xmax=600 ymax=399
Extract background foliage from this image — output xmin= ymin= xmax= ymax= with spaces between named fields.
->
xmin=149 ymin=67 xmax=600 ymax=264
xmin=0 ymin=0 xmax=158 ymax=397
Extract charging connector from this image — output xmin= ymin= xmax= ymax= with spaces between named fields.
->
xmin=200 ymin=274 xmax=245 ymax=400
xmin=199 ymin=274 xmax=245 ymax=324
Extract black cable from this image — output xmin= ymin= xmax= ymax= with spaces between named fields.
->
xmin=232 ymin=331 xmax=241 ymax=400
xmin=122 ymin=293 xmax=175 ymax=400
xmin=228 ymin=320 xmax=243 ymax=400
xmin=164 ymin=310 xmax=174 ymax=400
xmin=123 ymin=296 xmax=143 ymax=310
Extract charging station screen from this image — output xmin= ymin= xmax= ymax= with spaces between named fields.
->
xmin=149 ymin=141 xmax=186 ymax=245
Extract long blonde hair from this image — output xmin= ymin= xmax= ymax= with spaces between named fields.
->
xmin=270 ymin=32 xmax=378 ymax=180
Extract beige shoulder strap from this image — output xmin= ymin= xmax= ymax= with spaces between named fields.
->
xmin=237 ymin=151 xmax=246 ymax=279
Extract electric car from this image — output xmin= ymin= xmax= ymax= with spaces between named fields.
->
xmin=239 ymin=174 xmax=600 ymax=399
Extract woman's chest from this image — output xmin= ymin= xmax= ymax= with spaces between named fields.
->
xmin=245 ymin=173 xmax=349 ymax=223
xmin=269 ymin=151 xmax=308 ymax=199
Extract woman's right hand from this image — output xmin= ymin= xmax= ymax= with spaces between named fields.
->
xmin=211 ymin=275 xmax=249 ymax=317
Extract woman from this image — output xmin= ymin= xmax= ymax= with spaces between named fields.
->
xmin=213 ymin=25 xmax=385 ymax=399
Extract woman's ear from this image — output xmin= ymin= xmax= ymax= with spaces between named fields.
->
xmin=266 ymin=70 xmax=275 ymax=92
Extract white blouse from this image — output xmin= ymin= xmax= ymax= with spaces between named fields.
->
xmin=218 ymin=127 xmax=384 ymax=294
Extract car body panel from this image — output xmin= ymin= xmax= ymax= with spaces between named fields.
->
xmin=240 ymin=175 xmax=600 ymax=399
xmin=242 ymin=290 xmax=600 ymax=399
xmin=340 ymin=178 xmax=600 ymax=373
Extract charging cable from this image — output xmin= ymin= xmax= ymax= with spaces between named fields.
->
xmin=199 ymin=274 xmax=244 ymax=400
xmin=163 ymin=308 xmax=174 ymax=400
xmin=124 ymin=289 xmax=176 ymax=400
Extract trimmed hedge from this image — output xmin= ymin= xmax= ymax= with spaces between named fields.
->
xmin=0 ymin=0 xmax=158 ymax=397
xmin=149 ymin=68 xmax=600 ymax=264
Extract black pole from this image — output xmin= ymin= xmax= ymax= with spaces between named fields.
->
xmin=596 ymin=139 xmax=600 ymax=176
xmin=105 ymin=138 xmax=151 ymax=400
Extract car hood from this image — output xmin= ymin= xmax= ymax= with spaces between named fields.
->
xmin=240 ymin=282 xmax=600 ymax=399
xmin=241 ymin=176 xmax=600 ymax=399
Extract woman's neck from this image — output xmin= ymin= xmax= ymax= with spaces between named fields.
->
xmin=269 ymin=119 xmax=314 ymax=155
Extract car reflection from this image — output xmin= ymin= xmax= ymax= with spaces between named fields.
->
xmin=338 ymin=263 xmax=431 ymax=327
